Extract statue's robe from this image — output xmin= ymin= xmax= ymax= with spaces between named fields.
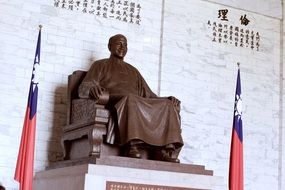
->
xmin=78 ymin=59 xmax=183 ymax=149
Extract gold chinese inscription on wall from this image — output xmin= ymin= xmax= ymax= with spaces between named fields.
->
xmin=207 ymin=9 xmax=260 ymax=51
xmin=54 ymin=0 xmax=142 ymax=25
xmin=106 ymin=181 xmax=208 ymax=190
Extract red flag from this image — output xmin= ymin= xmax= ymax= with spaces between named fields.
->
xmin=229 ymin=68 xmax=243 ymax=190
xmin=14 ymin=26 xmax=41 ymax=190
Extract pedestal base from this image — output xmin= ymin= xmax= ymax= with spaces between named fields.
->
xmin=34 ymin=157 xmax=225 ymax=190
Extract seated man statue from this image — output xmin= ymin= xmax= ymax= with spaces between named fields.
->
xmin=78 ymin=34 xmax=183 ymax=163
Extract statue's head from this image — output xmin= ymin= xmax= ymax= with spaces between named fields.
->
xmin=108 ymin=34 xmax=128 ymax=59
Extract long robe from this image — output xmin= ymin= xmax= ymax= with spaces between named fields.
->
xmin=78 ymin=59 xmax=183 ymax=149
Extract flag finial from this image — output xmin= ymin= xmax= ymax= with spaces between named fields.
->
xmin=39 ymin=25 xmax=42 ymax=30
xmin=237 ymin=62 xmax=240 ymax=67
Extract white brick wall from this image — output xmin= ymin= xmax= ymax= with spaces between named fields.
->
xmin=0 ymin=0 xmax=162 ymax=189
xmin=0 ymin=0 xmax=283 ymax=189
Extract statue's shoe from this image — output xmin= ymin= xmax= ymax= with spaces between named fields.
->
xmin=128 ymin=145 xmax=141 ymax=158
xmin=162 ymin=155 xmax=180 ymax=163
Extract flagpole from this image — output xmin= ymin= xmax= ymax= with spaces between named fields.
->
xmin=14 ymin=25 xmax=42 ymax=190
xmin=229 ymin=62 xmax=244 ymax=190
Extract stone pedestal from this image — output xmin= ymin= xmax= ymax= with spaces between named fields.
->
xmin=34 ymin=156 xmax=226 ymax=190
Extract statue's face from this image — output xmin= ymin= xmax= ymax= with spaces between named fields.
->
xmin=110 ymin=36 xmax=128 ymax=59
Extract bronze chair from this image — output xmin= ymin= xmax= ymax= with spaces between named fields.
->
xmin=61 ymin=70 xmax=119 ymax=161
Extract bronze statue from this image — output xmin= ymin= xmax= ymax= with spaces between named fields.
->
xmin=78 ymin=34 xmax=183 ymax=162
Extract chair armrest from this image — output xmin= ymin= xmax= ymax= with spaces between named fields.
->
xmin=63 ymin=120 xmax=96 ymax=132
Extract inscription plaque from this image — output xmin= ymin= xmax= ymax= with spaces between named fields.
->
xmin=106 ymin=181 xmax=208 ymax=190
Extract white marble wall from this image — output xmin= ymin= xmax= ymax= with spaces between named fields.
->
xmin=207 ymin=0 xmax=282 ymax=19
xmin=281 ymin=1 xmax=285 ymax=190
xmin=161 ymin=0 xmax=281 ymax=189
xmin=0 ymin=0 xmax=283 ymax=189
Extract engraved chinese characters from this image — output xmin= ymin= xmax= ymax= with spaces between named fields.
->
xmin=207 ymin=9 xmax=260 ymax=51
xmin=107 ymin=181 xmax=196 ymax=190
xmin=54 ymin=0 xmax=142 ymax=25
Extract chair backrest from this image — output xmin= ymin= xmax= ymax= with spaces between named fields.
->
xmin=66 ymin=70 xmax=87 ymax=125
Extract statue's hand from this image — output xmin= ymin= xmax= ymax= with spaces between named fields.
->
xmin=168 ymin=96 xmax=181 ymax=107
xmin=89 ymin=81 xmax=105 ymax=100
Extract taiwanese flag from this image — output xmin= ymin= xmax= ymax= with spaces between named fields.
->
xmin=229 ymin=67 xmax=243 ymax=190
xmin=14 ymin=26 xmax=41 ymax=190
